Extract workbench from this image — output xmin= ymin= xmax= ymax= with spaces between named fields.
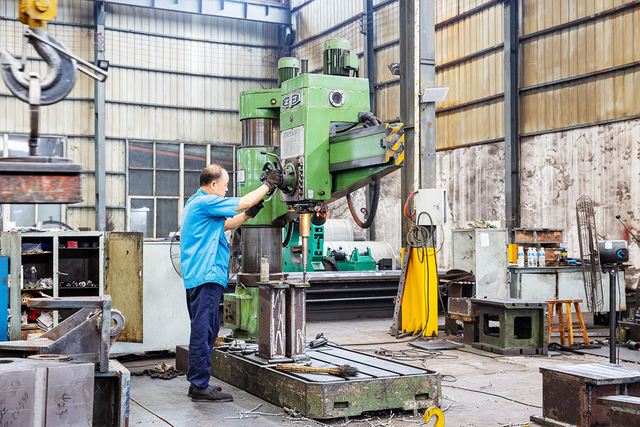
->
xmin=509 ymin=266 xmax=626 ymax=313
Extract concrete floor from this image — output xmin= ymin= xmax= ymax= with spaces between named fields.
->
xmin=125 ymin=317 xmax=639 ymax=427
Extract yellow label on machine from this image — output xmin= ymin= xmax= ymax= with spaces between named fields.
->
xmin=400 ymin=247 xmax=438 ymax=337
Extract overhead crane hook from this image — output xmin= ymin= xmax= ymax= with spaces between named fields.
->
xmin=0 ymin=28 xmax=78 ymax=106
xmin=0 ymin=0 xmax=108 ymax=204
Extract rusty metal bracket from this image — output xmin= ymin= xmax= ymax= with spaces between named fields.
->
xmin=0 ymin=296 xmax=125 ymax=372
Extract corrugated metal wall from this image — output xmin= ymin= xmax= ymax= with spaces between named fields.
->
xmin=435 ymin=0 xmax=504 ymax=148
xmin=521 ymin=0 xmax=640 ymax=135
xmin=0 ymin=0 xmax=279 ymax=230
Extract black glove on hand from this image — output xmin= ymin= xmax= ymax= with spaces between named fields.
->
xmin=245 ymin=201 xmax=264 ymax=218
xmin=265 ymin=169 xmax=283 ymax=192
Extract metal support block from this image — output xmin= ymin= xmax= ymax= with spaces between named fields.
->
xmin=531 ymin=363 xmax=640 ymax=427
xmin=448 ymin=297 xmax=478 ymax=317
xmin=175 ymin=345 xmax=188 ymax=373
xmin=0 ymin=161 xmax=83 ymax=203
xmin=463 ymin=321 xmax=478 ymax=345
xmin=93 ymin=360 xmax=131 ymax=427
xmin=597 ymin=395 xmax=640 ymax=426
xmin=0 ymin=357 xmax=94 ymax=426
xmin=258 ymin=283 xmax=289 ymax=362
xmin=471 ymin=298 xmax=548 ymax=355
xmin=286 ymin=284 xmax=308 ymax=360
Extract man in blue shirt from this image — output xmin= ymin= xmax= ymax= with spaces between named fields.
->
xmin=180 ymin=162 xmax=282 ymax=402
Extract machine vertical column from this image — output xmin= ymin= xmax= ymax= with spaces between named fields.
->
xmin=363 ymin=0 xmax=377 ymax=240
xmin=94 ymin=1 xmax=107 ymax=231
xmin=400 ymin=0 xmax=416 ymax=247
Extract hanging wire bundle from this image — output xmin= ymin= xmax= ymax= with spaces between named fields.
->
xmin=576 ymin=196 xmax=604 ymax=313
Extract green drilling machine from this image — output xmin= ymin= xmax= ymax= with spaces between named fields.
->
xmin=223 ymin=39 xmax=404 ymax=341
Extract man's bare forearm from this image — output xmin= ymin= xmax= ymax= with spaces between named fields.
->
xmin=236 ymin=184 xmax=270 ymax=211
xmin=224 ymin=213 xmax=251 ymax=231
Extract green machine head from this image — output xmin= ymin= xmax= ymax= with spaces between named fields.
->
xmin=277 ymin=39 xmax=404 ymax=215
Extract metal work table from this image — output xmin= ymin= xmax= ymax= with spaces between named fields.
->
xmin=509 ymin=266 xmax=626 ymax=312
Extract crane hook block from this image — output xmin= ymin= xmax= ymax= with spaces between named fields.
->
xmin=0 ymin=27 xmax=77 ymax=106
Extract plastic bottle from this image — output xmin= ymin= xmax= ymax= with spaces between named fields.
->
xmin=260 ymin=254 xmax=269 ymax=283
xmin=528 ymin=248 xmax=537 ymax=267
xmin=29 ymin=265 xmax=37 ymax=286
xmin=538 ymin=248 xmax=546 ymax=267
xmin=517 ymin=246 xmax=525 ymax=267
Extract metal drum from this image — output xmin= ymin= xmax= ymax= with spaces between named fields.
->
xmin=242 ymin=118 xmax=280 ymax=147
xmin=322 ymin=218 xmax=354 ymax=241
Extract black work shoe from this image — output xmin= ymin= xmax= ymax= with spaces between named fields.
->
xmin=191 ymin=385 xmax=233 ymax=402
xmin=188 ymin=383 xmax=222 ymax=397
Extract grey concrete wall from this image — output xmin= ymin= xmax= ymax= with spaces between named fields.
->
xmin=521 ymin=119 xmax=640 ymax=289
xmin=436 ymin=142 xmax=506 ymax=269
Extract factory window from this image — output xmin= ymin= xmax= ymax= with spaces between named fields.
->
xmin=209 ymin=144 xmax=236 ymax=199
xmin=128 ymin=141 xmax=237 ymax=238
xmin=1 ymin=135 xmax=64 ymax=229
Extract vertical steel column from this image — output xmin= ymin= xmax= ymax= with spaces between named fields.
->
xmin=363 ymin=0 xmax=377 ymax=240
xmin=504 ymin=0 xmax=520 ymax=240
xmin=94 ymin=1 xmax=107 ymax=231
xmin=419 ymin=0 xmax=436 ymax=189
xmin=400 ymin=0 xmax=416 ymax=246
xmin=363 ymin=0 xmax=376 ymax=113
xmin=609 ymin=266 xmax=618 ymax=364
xmin=0 ymin=256 xmax=8 ymax=341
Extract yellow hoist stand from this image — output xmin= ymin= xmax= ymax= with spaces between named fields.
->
xmin=399 ymin=247 xmax=439 ymax=337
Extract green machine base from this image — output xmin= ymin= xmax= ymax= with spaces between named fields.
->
xmin=282 ymin=223 xmax=378 ymax=273
xmin=209 ymin=343 xmax=441 ymax=419
xmin=223 ymin=287 xmax=259 ymax=339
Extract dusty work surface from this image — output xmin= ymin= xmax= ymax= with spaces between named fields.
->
xmin=125 ymin=317 xmax=640 ymax=426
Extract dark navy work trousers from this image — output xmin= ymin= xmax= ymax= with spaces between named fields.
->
xmin=186 ymin=282 xmax=224 ymax=389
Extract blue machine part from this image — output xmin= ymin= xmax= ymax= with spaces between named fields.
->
xmin=0 ymin=256 xmax=8 ymax=341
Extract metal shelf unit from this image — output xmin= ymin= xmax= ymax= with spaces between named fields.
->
xmin=1 ymin=231 xmax=104 ymax=339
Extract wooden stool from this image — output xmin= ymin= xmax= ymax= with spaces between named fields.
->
xmin=546 ymin=299 xmax=590 ymax=345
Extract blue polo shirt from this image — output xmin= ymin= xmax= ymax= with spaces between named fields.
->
xmin=180 ymin=189 xmax=240 ymax=289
